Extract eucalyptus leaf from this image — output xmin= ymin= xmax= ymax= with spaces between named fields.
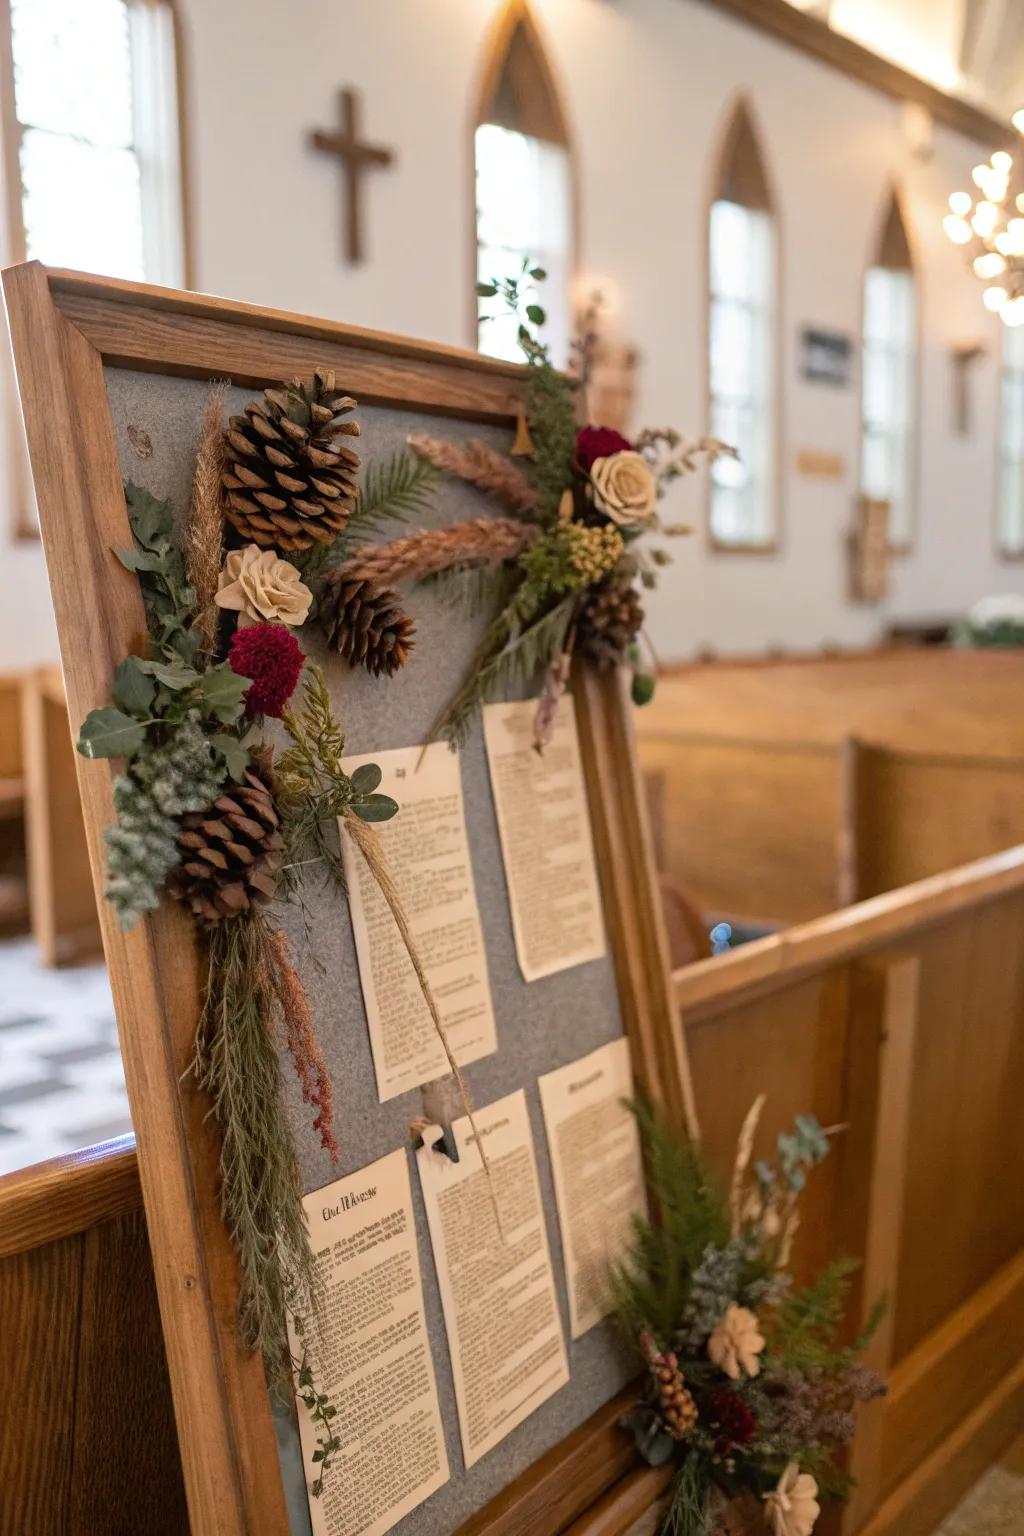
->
xmin=349 ymin=763 xmax=382 ymax=795
xmin=475 ymin=282 xmax=498 ymax=298
xmin=351 ymin=793 xmax=399 ymax=823
xmin=529 ymin=266 xmax=547 ymax=280
xmin=77 ymin=706 xmax=148 ymax=760
xmin=115 ymin=546 xmax=168 ymax=575
xmin=124 ymin=482 xmax=173 ymax=552
xmin=138 ymin=657 xmax=200 ymax=691
xmin=112 ymin=656 xmax=157 ymax=716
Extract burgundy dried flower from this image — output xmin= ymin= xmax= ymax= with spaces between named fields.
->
xmin=576 ymin=424 xmax=632 ymax=470
xmin=704 ymin=1386 xmax=757 ymax=1455
xmin=228 ymin=622 xmax=305 ymax=718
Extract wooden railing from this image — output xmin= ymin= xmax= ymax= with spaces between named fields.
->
xmin=2 ymin=848 xmax=1022 ymax=1535
xmin=675 ymin=848 xmax=1024 ymax=1535
xmin=0 ymin=1136 xmax=187 ymax=1536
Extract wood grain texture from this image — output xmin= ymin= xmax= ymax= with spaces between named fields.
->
xmin=21 ymin=665 xmax=100 ymax=964
xmin=2 ymin=258 xmax=288 ymax=1536
xmin=0 ymin=1233 xmax=81 ymax=1536
xmin=0 ymin=1134 xmax=141 ymax=1259
xmin=562 ymin=1466 xmax=672 ymax=1536
xmin=639 ymin=731 xmax=841 ymax=924
xmin=672 ymin=845 xmax=1024 ymax=1020
xmin=692 ymin=0 xmax=1011 ymax=145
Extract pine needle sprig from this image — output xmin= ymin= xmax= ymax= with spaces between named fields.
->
xmin=419 ymin=561 xmax=516 ymax=617
xmin=191 ymin=910 xmax=317 ymax=1390
xmin=298 ymin=451 xmax=438 ymax=582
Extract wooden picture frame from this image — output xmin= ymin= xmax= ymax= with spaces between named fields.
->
xmin=2 ymin=262 xmax=694 ymax=1536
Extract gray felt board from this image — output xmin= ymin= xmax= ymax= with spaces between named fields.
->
xmin=104 ymin=367 xmax=635 ymax=1536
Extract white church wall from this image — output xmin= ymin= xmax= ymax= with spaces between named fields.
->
xmin=2 ymin=0 xmax=1021 ymax=665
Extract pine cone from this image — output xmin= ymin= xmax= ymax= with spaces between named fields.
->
xmin=577 ymin=576 xmax=644 ymax=670
xmin=169 ymin=766 xmax=284 ymax=926
xmin=320 ymin=571 xmax=415 ymax=676
xmin=650 ymin=1349 xmax=698 ymax=1440
xmin=222 ymin=370 xmax=361 ymax=552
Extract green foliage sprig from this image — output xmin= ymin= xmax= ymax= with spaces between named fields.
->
xmin=277 ymin=665 xmax=398 ymax=893
xmin=77 ymin=485 xmax=251 ymax=926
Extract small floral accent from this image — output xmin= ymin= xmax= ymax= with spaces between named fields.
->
xmin=215 ymin=543 xmax=313 ymax=626
xmin=763 ymin=1464 xmax=820 ymax=1536
xmin=576 ymin=424 xmax=632 ymax=470
xmin=590 ymin=450 xmax=659 ymax=526
xmin=228 ymin=623 xmax=305 ymax=718
xmin=708 ymin=1304 xmax=765 ymax=1381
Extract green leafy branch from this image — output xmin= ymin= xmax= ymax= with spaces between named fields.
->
xmin=277 ymin=665 xmax=398 ymax=893
xmin=291 ymin=1314 xmax=342 ymax=1498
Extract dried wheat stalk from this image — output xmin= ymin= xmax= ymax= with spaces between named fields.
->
xmin=342 ymin=516 xmax=538 ymax=588
xmin=187 ymin=384 xmax=227 ymax=654
xmin=408 ymin=432 xmax=539 ymax=516
xmin=341 ymin=808 xmax=502 ymax=1231
xmin=730 ymin=1093 xmax=766 ymax=1238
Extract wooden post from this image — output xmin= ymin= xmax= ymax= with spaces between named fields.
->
xmin=840 ymin=953 xmax=920 ymax=1532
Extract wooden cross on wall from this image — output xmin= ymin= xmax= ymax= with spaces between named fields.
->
xmin=309 ymin=88 xmax=395 ymax=265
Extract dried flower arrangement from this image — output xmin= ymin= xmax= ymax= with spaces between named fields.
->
xmin=613 ymin=1100 xmax=885 ymax=1536
xmin=74 ymin=376 xmax=476 ymax=1496
xmin=312 ymin=265 xmax=735 ymax=749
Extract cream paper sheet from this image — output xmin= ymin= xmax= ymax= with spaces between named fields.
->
xmin=482 ymin=698 xmax=606 ymax=982
xmin=340 ymin=743 xmax=497 ymax=1102
xmin=538 ymin=1037 xmax=647 ymax=1338
xmin=415 ymin=1088 xmax=570 ymax=1469
xmin=291 ymin=1148 xmax=448 ymax=1536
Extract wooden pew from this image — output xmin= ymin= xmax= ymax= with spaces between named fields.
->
xmin=676 ymin=847 xmax=1024 ymax=1535
xmin=0 ymin=669 xmax=28 ymax=931
xmin=20 ymin=666 xmax=100 ymax=965
xmin=0 ymin=1137 xmax=188 ymax=1536
xmin=845 ymin=739 xmax=1024 ymax=900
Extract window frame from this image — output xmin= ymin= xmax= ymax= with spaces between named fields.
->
xmin=856 ymin=186 xmax=919 ymax=557
xmin=0 ymin=0 xmax=191 ymax=540
xmin=469 ymin=0 xmax=578 ymax=361
xmin=996 ymin=321 xmax=1024 ymax=562
xmin=703 ymin=95 xmax=782 ymax=557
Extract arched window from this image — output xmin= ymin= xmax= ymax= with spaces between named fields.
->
xmin=998 ymin=326 xmax=1024 ymax=558
xmin=473 ymin=0 xmax=573 ymax=364
xmin=859 ymin=190 xmax=918 ymax=552
xmin=0 ymin=0 xmax=187 ymax=287
xmin=707 ymin=98 xmax=779 ymax=550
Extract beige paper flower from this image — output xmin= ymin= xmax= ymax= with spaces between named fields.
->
xmin=708 ymin=1304 xmax=765 ymax=1380
xmin=590 ymin=450 xmax=658 ymax=526
xmin=763 ymin=1463 xmax=820 ymax=1536
xmin=215 ymin=544 xmax=313 ymax=627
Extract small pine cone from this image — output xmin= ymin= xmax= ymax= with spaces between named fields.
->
xmin=169 ymin=766 xmax=284 ymax=926
xmin=222 ymin=369 xmax=361 ymax=552
xmin=320 ymin=570 xmax=415 ymax=677
xmin=576 ymin=576 xmax=644 ymax=670
xmin=649 ymin=1348 xmax=698 ymax=1440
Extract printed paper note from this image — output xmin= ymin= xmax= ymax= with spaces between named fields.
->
xmin=340 ymin=743 xmax=496 ymax=1102
xmin=416 ymin=1088 xmax=569 ymax=1468
xmin=482 ymin=698 xmax=606 ymax=981
xmin=291 ymin=1148 xmax=448 ymax=1536
xmin=538 ymin=1037 xmax=647 ymax=1337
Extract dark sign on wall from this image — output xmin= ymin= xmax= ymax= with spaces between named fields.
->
xmin=800 ymin=326 xmax=854 ymax=387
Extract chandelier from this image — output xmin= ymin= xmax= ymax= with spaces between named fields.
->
xmin=944 ymin=114 xmax=1024 ymax=326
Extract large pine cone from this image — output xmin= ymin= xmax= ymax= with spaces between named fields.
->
xmin=169 ymin=767 xmax=284 ymax=926
xmin=320 ymin=570 xmax=415 ymax=677
xmin=222 ymin=370 xmax=361 ymax=553
xmin=577 ymin=576 xmax=644 ymax=670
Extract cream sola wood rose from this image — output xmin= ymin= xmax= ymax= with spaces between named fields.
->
xmin=215 ymin=544 xmax=314 ymax=626
xmin=707 ymin=1303 xmax=766 ymax=1380
xmin=589 ymin=448 xmax=659 ymax=526
xmin=763 ymin=1464 xmax=821 ymax=1536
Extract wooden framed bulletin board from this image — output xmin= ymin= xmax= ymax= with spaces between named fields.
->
xmin=2 ymin=263 xmax=693 ymax=1536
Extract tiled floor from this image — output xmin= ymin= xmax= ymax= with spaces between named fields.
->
xmin=936 ymin=1435 xmax=1024 ymax=1535
xmin=0 ymin=938 xmax=129 ymax=1174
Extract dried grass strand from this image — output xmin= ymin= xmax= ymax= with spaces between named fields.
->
xmin=187 ymin=384 xmax=227 ymax=654
xmin=408 ymin=432 xmax=538 ymax=515
xmin=267 ymin=926 xmax=339 ymax=1163
xmin=342 ymin=517 xmax=538 ymax=589
xmin=341 ymin=808 xmax=502 ymax=1232
xmin=730 ymin=1093 xmax=766 ymax=1238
